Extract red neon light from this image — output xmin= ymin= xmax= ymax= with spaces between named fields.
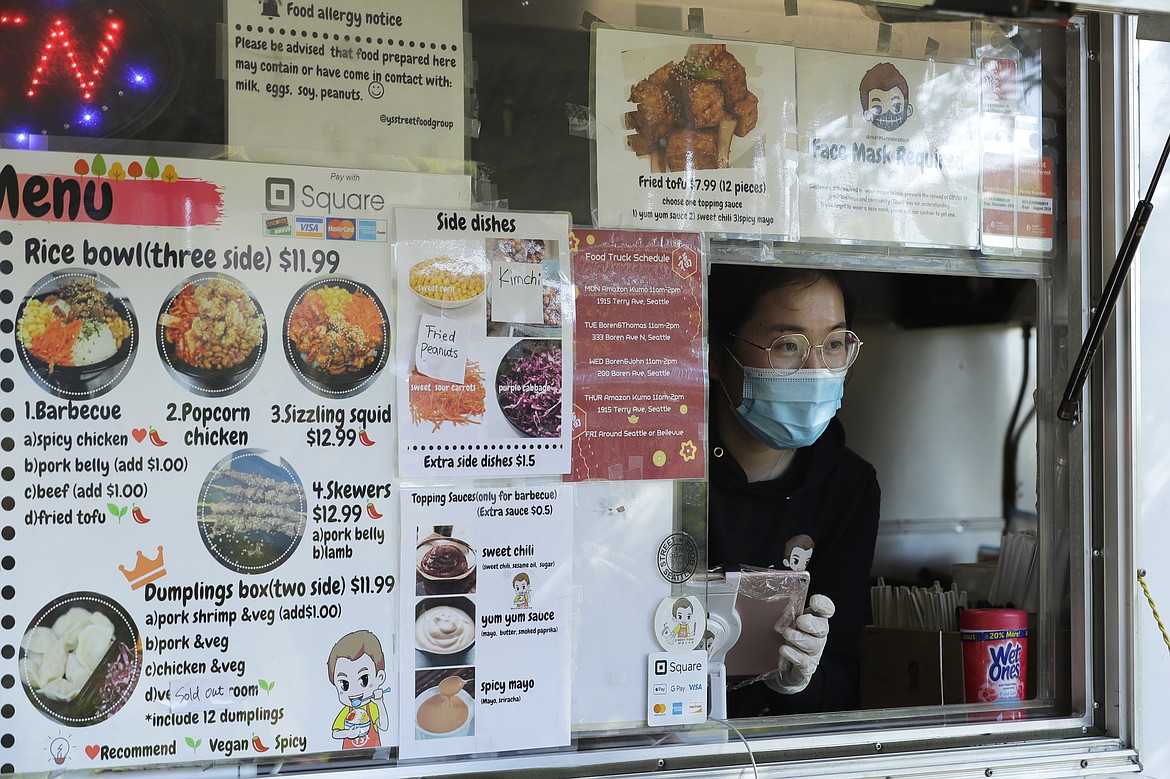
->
xmin=4 ymin=14 xmax=125 ymax=102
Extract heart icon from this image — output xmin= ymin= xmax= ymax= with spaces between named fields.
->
xmin=131 ymin=428 xmax=147 ymax=443
xmin=85 ymin=745 xmax=100 ymax=759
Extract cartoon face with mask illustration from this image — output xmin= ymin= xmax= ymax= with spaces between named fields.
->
xmin=859 ymin=62 xmax=914 ymax=132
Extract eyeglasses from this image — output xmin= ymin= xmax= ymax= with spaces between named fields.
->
xmin=728 ymin=330 xmax=863 ymax=375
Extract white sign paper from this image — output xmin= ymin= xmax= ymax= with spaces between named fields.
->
xmin=394 ymin=208 xmax=573 ymax=478
xmin=415 ymin=313 xmax=469 ymax=383
xmin=795 ymin=50 xmax=981 ymax=247
xmin=647 ymin=652 xmax=707 ymax=726
xmin=593 ymin=27 xmax=798 ymax=237
xmin=399 ymin=483 xmax=573 ymax=757
xmin=226 ymin=0 xmax=466 ymax=166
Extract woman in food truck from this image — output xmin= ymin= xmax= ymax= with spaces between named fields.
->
xmin=708 ymin=264 xmax=880 ymax=716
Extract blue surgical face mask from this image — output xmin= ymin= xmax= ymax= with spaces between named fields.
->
xmin=723 ymin=354 xmax=845 ymax=450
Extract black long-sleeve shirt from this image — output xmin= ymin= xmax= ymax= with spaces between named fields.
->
xmin=709 ymin=417 xmax=880 ymax=716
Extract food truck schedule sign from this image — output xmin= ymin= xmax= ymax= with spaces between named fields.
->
xmin=226 ymin=0 xmax=465 ymax=164
xmin=569 ymin=229 xmax=705 ymax=481
xmin=0 ymin=150 xmax=468 ymax=771
xmin=394 ymin=208 xmax=573 ymax=479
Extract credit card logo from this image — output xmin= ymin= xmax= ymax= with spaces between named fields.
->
xmin=356 ymin=219 xmax=384 ymax=241
xmin=326 ymin=218 xmax=356 ymax=240
xmin=264 ymin=215 xmax=291 ymax=236
xmin=295 ymin=217 xmax=325 ymax=238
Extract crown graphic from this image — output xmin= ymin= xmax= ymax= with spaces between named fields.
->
xmin=119 ymin=546 xmax=166 ymax=590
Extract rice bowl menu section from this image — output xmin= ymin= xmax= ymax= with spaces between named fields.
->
xmin=569 ymin=229 xmax=705 ymax=481
xmin=397 ymin=483 xmax=572 ymax=758
xmin=394 ymin=208 xmax=573 ymax=479
xmin=0 ymin=149 xmax=469 ymax=772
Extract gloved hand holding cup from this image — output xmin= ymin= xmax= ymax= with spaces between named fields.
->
xmin=766 ymin=593 xmax=835 ymax=694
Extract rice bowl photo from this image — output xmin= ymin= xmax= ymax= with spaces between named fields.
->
xmin=283 ymin=277 xmax=389 ymax=397
xmin=15 ymin=271 xmax=138 ymax=399
xmin=156 ymin=273 xmax=267 ymax=396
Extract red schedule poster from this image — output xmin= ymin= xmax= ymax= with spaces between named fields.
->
xmin=569 ymin=230 xmax=705 ymax=481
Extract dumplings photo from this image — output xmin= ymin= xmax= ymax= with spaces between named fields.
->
xmin=20 ymin=594 xmax=142 ymax=725
xmin=21 ymin=606 xmax=114 ymax=702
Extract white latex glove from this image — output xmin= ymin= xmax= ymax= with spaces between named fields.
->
xmin=766 ymin=593 xmax=835 ymax=695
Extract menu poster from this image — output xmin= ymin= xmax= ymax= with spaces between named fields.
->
xmin=226 ymin=0 xmax=466 ymax=166
xmin=398 ymin=483 xmax=572 ymax=757
xmin=394 ymin=208 xmax=573 ymax=479
xmin=0 ymin=150 xmax=467 ymax=772
xmin=593 ymin=27 xmax=798 ymax=237
xmin=796 ymin=50 xmax=981 ymax=248
xmin=569 ymin=229 xmax=705 ymax=481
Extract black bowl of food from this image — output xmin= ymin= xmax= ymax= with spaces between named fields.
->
xmin=157 ymin=273 xmax=267 ymax=395
xmin=20 ymin=591 xmax=142 ymax=726
xmin=495 ymin=339 xmax=563 ymax=438
xmin=197 ymin=449 xmax=307 ymax=575
xmin=15 ymin=272 xmax=138 ymax=396
xmin=284 ymin=277 xmax=389 ymax=397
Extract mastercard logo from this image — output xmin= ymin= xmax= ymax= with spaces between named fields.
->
xmin=327 ymin=218 xmax=356 ymax=240
xmin=652 ymin=703 xmax=666 ymax=714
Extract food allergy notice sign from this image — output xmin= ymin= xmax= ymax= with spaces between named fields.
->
xmin=226 ymin=0 xmax=465 ymax=164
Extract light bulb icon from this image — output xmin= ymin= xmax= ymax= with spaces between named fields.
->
xmin=49 ymin=736 xmax=70 ymax=765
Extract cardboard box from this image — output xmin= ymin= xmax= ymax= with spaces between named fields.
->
xmin=859 ymin=626 xmax=965 ymax=709
xmin=860 ymin=620 xmax=1062 ymax=710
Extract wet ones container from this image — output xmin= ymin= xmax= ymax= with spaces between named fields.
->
xmin=960 ymin=608 xmax=1028 ymax=716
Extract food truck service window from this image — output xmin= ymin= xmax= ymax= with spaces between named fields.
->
xmin=0 ymin=1 xmax=1142 ymax=778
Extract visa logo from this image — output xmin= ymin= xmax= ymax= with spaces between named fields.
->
xmin=688 ymin=683 xmax=704 ymax=691
xmin=295 ymin=217 xmax=324 ymax=238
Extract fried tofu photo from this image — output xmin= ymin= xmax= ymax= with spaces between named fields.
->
xmin=624 ymin=43 xmax=759 ymax=172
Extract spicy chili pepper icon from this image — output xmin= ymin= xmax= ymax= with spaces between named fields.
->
xmin=366 ymin=502 xmax=383 ymax=520
xmin=147 ymin=427 xmax=168 ymax=447
xmin=251 ymin=734 xmax=269 ymax=753
xmin=358 ymin=429 xmax=375 ymax=447
xmin=131 ymin=505 xmax=151 ymax=525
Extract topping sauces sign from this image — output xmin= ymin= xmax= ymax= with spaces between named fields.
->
xmin=398 ymin=484 xmax=572 ymax=757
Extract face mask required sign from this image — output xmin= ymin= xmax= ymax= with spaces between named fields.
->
xmin=795 ymin=50 xmax=981 ymax=248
